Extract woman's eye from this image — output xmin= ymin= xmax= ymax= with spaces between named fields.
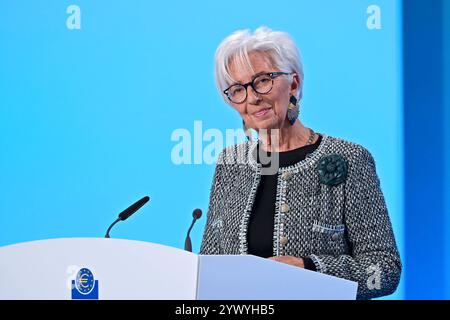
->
xmin=231 ymin=87 xmax=243 ymax=94
xmin=255 ymin=78 xmax=270 ymax=86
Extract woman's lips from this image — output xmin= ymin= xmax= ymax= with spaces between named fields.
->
xmin=253 ymin=107 xmax=271 ymax=118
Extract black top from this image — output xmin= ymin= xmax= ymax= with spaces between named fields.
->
xmin=247 ymin=135 xmax=323 ymax=269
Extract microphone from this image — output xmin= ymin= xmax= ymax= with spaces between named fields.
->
xmin=105 ymin=196 xmax=150 ymax=238
xmin=184 ymin=208 xmax=202 ymax=252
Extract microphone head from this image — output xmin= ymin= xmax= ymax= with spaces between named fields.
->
xmin=192 ymin=208 xmax=202 ymax=220
xmin=118 ymin=196 xmax=150 ymax=221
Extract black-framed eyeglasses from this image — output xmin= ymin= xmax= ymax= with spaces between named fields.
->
xmin=223 ymin=72 xmax=293 ymax=104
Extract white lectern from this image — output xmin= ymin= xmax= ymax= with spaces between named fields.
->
xmin=0 ymin=238 xmax=357 ymax=300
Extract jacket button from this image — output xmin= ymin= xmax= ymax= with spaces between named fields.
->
xmin=331 ymin=233 xmax=340 ymax=241
xmin=281 ymin=172 xmax=293 ymax=180
xmin=280 ymin=236 xmax=288 ymax=246
xmin=280 ymin=204 xmax=290 ymax=213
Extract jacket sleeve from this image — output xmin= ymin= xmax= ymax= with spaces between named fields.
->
xmin=199 ymin=153 xmax=224 ymax=255
xmin=307 ymin=146 xmax=402 ymax=300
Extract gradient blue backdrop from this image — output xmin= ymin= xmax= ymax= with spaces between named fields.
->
xmin=0 ymin=0 xmax=447 ymax=299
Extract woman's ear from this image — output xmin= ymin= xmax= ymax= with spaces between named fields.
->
xmin=290 ymin=73 xmax=300 ymax=96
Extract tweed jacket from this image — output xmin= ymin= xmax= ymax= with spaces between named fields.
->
xmin=199 ymin=134 xmax=401 ymax=300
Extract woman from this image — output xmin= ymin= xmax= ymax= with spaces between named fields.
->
xmin=200 ymin=27 xmax=401 ymax=300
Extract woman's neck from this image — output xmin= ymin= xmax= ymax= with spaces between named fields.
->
xmin=259 ymin=120 xmax=314 ymax=152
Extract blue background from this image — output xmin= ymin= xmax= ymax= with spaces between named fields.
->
xmin=0 ymin=0 xmax=448 ymax=299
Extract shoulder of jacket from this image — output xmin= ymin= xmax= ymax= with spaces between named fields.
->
xmin=324 ymin=135 xmax=375 ymax=164
xmin=217 ymin=141 xmax=253 ymax=165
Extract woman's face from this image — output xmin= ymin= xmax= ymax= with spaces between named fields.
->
xmin=227 ymin=51 xmax=299 ymax=131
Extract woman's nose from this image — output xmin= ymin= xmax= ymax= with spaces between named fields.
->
xmin=246 ymin=86 xmax=261 ymax=104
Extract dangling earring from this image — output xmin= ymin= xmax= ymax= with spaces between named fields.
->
xmin=242 ymin=119 xmax=252 ymax=141
xmin=287 ymin=95 xmax=299 ymax=125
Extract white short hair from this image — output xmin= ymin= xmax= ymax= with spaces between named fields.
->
xmin=214 ymin=26 xmax=304 ymax=101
